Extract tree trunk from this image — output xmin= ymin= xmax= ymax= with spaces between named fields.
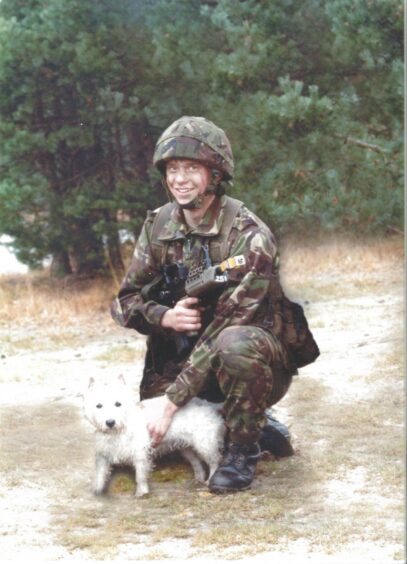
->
xmin=105 ymin=230 xmax=125 ymax=287
xmin=69 ymin=220 xmax=106 ymax=277
xmin=50 ymin=250 xmax=72 ymax=278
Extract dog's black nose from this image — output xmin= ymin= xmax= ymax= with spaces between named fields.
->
xmin=105 ymin=419 xmax=116 ymax=428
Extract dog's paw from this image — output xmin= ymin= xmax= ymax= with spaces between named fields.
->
xmin=93 ymin=488 xmax=107 ymax=497
xmin=135 ymin=486 xmax=150 ymax=498
xmin=93 ymin=482 xmax=109 ymax=496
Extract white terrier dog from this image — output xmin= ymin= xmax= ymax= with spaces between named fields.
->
xmin=83 ymin=375 xmax=225 ymax=497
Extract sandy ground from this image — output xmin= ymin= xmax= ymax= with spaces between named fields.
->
xmin=0 ymin=245 xmax=404 ymax=563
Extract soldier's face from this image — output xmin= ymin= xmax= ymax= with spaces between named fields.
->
xmin=165 ymin=159 xmax=212 ymax=207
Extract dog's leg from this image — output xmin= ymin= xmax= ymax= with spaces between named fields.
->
xmin=192 ymin=440 xmax=223 ymax=480
xmin=206 ymin=455 xmax=221 ymax=480
xmin=133 ymin=455 xmax=151 ymax=497
xmin=94 ymin=453 xmax=111 ymax=495
xmin=180 ymin=447 xmax=207 ymax=482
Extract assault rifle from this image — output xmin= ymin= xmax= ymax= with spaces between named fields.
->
xmin=141 ymin=252 xmax=246 ymax=354
xmin=185 ymin=246 xmax=245 ymax=299
xmin=185 ymin=265 xmax=228 ymax=298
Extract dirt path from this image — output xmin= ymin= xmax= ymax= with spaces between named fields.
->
xmin=0 ymin=238 xmax=404 ymax=562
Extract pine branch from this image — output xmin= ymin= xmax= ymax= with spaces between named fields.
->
xmin=336 ymin=134 xmax=390 ymax=154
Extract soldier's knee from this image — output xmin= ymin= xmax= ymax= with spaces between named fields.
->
xmin=215 ymin=326 xmax=263 ymax=376
xmin=216 ymin=326 xmax=257 ymax=357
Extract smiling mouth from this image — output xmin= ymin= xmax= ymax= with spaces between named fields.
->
xmin=174 ymin=188 xmax=194 ymax=194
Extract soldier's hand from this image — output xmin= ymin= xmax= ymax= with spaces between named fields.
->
xmin=160 ymin=296 xmax=202 ymax=333
xmin=147 ymin=398 xmax=180 ymax=447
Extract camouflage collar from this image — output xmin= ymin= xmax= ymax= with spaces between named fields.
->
xmin=157 ymin=196 xmax=227 ymax=241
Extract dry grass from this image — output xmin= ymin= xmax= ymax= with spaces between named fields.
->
xmin=0 ymin=271 xmax=116 ymax=327
xmin=279 ymin=233 xmax=403 ymax=301
xmin=280 ymin=233 xmax=403 ymax=277
xmin=0 ymin=234 xmax=402 ymax=329
xmin=0 ymin=271 xmax=118 ymax=354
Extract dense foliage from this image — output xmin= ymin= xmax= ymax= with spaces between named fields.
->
xmin=0 ymin=0 xmax=403 ymax=275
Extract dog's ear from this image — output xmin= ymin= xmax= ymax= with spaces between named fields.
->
xmin=118 ymin=374 xmax=126 ymax=385
xmin=88 ymin=377 xmax=95 ymax=389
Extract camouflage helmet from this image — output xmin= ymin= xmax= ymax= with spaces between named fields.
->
xmin=153 ymin=116 xmax=234 ymax=180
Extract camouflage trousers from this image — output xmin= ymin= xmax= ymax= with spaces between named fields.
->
xmin=209 ymin=325 xmax=293 ymax=444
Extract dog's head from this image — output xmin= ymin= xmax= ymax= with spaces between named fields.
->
xmin=83 ymin=375 xmax=132 ymax=433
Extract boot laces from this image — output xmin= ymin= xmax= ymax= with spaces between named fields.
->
xmin=224 ymin=449 xmax=245 ymax=469
xmin=223 ymin=443 xmax=257 ymax=470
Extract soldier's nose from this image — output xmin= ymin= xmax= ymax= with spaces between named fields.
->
xmin=106 ymin=419 xmax=116 ymax=428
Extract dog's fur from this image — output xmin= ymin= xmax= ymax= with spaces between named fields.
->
xmin=83 ymin=375 xmax=225 ymax=497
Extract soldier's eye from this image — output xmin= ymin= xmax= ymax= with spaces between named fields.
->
xmin=96 ymin=404 xmax=103 ymax=409
xmin=115 ymin=402 xmax=122 ymax=407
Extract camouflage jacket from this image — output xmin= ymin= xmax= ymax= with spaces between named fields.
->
xmin=111 ymin=195 xmax=291 ymax=407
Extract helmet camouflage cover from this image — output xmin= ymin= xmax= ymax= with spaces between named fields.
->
xmin=153 ymin=116 xmax=234 ymax=180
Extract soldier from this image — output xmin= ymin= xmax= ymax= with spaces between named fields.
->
xmin=111 ymin=116 xmax=307 ymax=494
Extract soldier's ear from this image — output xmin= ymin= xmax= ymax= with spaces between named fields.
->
xmin=118 ymin=374 xmax=126 ymax=385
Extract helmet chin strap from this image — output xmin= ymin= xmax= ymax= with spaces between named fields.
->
xmin=179 ymin=184 xmax=217 ymax=210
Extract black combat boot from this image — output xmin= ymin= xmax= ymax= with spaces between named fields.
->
xmin=208 ymin=441 xmax=260 ymax=494
xmin=259 ymin=410 xmax=294 ymax=458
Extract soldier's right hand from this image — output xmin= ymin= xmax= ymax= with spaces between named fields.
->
xmin=160 ymin=296 xmax=202 ymax=333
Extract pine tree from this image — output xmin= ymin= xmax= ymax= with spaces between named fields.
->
xmin=0 ymin=0 xmax=160 ymax=276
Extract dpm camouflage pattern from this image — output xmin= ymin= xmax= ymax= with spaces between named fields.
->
xmin=213 ymin=325 xmax=293 ymax=443
xmin=153 ymin=116 xmax=234 ymax=179
xmin=111 ymin=195 xmax=296 ymax=442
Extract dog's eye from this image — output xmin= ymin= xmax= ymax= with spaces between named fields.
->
xmin=115 ymin=402 xmax=122 ymax=407
xmin=96 ymin=403 xmax=103 ymax=409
